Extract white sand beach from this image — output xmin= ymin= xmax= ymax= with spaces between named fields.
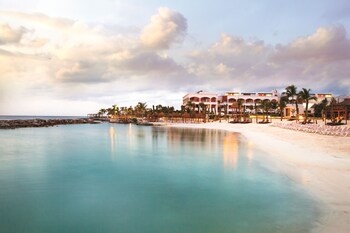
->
xmin=169 ymin=121 xmax=350 ymax=233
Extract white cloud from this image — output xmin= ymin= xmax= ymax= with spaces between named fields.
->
xmin=273 ymin=25 xmax=350 ymax=62
xmin=0 ymin=11 xmax=74 ymax=30
xmin=0 ymin=8 xmax=350 ymax=115
xmin=0 ymin=22 xmax=27 ymax=44
xmin=141 ymin=7 xmax=187 ymax=49
xmin=187 ymin=27 xmax=350 ymax=93
xmin=111 ymin=49 xmax=183 ymax=75
xmin=0 ymin=9 xmax=192 ymax=115
xmin=55 ymin=60 xmax=108 ymax=83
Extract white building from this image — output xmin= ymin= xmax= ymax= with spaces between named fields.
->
xmin=283 ymin=93 xmax=333 ymax=117
xmin=218 ymin=91 xmax=279 ymax=114
xmin=182 ymin=91 xmax=218 ymax=113
xmin=182 ymin=90 xmax=335 ymax=117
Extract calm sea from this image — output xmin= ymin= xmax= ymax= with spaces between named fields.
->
xmin=0 ymin=123 xmax=320 ymax=233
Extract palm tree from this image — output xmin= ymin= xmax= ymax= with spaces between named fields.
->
xmin=199 ymin=102 xmax=207 ymax=122
xmin=286 ymin=85 xmax=299 ymax=118
xmin=98 ymin=108 xmax=107 ymax=117
xmin=320 ymin=99 xmax=328 ymax=119
xmin=254 ymin=101 xmax=258 ymax=123
xmin=135 ymin=102 xmax=147 ymax=117
xmin=185 ymin=101 xmax=195 ymax=113
xmin=185 ymin=101 xmax=196 ymax=121
xmin=279 ymin=96 xmax=288 ymax=121
xmin=237 ymin=99 xmax=244 ymax=122
xmin=261 ymin=100 xmax=271 ymax=122
xmin=111 ymin=104 xmax=118 ymax=116
xmin=270 ymin=101 xmax=278 ymax=114
xmin=107 ymin=107 xmax=114 ymax=117
xmin=298 ymin=88 xmax=317 ymax=123
xmin=122 ymin=106 xmax=129 ymax=115
xmin=127 ymin=106 xmax=134 ymax=116
xmin=328 ymin=97 xmax=337 ymax=123
xmin=156 ymin=104 xmax=163 ymax=113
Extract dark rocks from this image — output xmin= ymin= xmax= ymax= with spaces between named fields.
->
xmin=0 ymin=118 xmax=99 ymax=129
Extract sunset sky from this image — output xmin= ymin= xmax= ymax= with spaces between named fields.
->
xmin=1 ymin=0 xmax=350 ymax=115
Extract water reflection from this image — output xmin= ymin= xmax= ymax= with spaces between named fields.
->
xmin=300 ymin=170 xmax=311 ymax=186
xmin=247 ymin=141 xmax=254 ymax=163
xmin=128 ymin=123 xmax=133 ymax=146
xmin=166 ymin=128 xmax=225 ymax=155
xmin=223 ymin=134 xmax=239 ymax=169
xmin=0 ymin=123 xmax=319 ymax=233
xmin=151 ymin=127 xmax=162 ymax=151
xmin=109 ymin=126 xmax=116 ymax=160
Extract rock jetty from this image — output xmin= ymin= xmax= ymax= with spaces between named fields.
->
xmin=0 ymin=118 xmax=99 ymax=129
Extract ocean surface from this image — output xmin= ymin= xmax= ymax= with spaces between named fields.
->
xmin=0 ymin=123 xmax=320 ymax=233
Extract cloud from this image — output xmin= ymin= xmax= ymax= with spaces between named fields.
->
xmin=0 ymin=11 xmax=74 ymax=30
xmin=187 ymin=27 xmax=350 ymax=94
xmin=111 ymin=49 xmax=183 ymax=75
xmin=269 ymin=25 xmax=350 ymax=93
xmin=186 ymin=33 xmax=273 ymax=90
xmin=141 ymin=7 xmax=187 ymax=49
xmin=1 ymin=8 xmax=350 ymax=115
xmin=55 ymin=60 xmax=108 ymax=83
xmin=0 ymin=9 xmax=188 ymax=87
xmin=188 ymin=33 xmax=271 ymax=76
xmin=273 ymin=25 xmax=350 ymax=62
xmin=0 ymin=22 xmax=27 ymax=44
xmin=0 ymin=8 xmax=192 ymax=114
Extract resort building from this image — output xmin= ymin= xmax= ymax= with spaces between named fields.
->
xmin=182 ymin=91 xmax=218 ymax=113
xmin=183 ymin=90 xmax=339 ymax=119
xmin=182 ymin=90 xmax=280 ymax=114
xmin=218 ymin=90 xmax=279 ymax=114
xmin=324 ymin=97 xmax=350 ymax=124
xmin=283 ymin=93 xmax=333 ymax=117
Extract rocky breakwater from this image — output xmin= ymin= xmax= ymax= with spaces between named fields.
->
xmin=0 ymin=118 xmax=100 ymax=129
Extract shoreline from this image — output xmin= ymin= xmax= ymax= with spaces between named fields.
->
xmin=168 ymin=121 xmax=350 ymax=233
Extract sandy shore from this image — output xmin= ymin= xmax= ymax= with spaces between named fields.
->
xmin=168 ymin=121 xmax=350 ymax=233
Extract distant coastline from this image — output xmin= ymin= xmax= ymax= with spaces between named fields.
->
xmin=0 ymin=117 xmax=97 ymax=129
xmin=0 ymin=115 xmax=85 ymax=120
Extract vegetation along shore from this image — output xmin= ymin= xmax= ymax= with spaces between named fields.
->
xmin=0 ymin=118 xmax=99 ymax=129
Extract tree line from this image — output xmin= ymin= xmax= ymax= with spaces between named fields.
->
xmin=97 ymin=103 xmax=178 ymax=118
xmin=96 ymin=85 xmax=337 ymax=123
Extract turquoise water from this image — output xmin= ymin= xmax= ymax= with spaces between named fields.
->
xmin=0 ymin=123 xmax=319 ymax=233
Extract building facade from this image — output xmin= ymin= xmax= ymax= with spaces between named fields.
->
xmin=283 ymin=93 xmax=333 ymax=117
xmin=183 ymin=90 xmax=335 ymax=117
xmin=182 ymin=91 xmax=218 ymax=113
xmin=182 ymin=90 xmax=279 ymax=114
xmin=218 ymin=91 xmax=279 ymax=114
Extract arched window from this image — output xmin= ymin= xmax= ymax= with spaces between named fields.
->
xmin=201 ymin=97 xmax=210 ymax=102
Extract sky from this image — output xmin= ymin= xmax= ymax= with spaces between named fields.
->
xmin=1 ymin=0 xmax=350 ymax=115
